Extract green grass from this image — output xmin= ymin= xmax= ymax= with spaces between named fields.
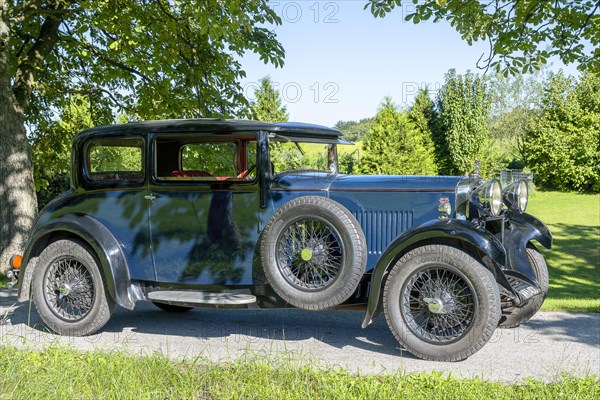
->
xmin=0 ymin=346 xmax=597 ymax=399
xmin=527 ymin=191 xmax=600 ymax=312
xmin=0 ymin=274 xmax=8 ymax=289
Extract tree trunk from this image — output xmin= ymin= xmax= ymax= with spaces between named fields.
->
xmin=0 ymin=14 xmax=38 ymax=273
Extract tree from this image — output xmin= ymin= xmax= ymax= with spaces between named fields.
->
xmin=521 ymin=71 xmax=600 ymax=192
xmin=409 ymin=89 xmax=437 ymax=143
xmin=359 ymin=97 xmax=437 ymax=175
xmin=250 ymin=77 xmax=289 ymax=123
xmin=434 ymin=69 xmax=490 ymax=175
xmin=334 ymin=118 xmax=374 ymax=142
xmin=0 ymin=1 xmax=284 ymax=271
xmin=366 ymin=0 xmax=600 ymax=74
xmin=32 ymin=95 xmax=95 ymax=209
xmin=485 ymin=70 xmax=545 ymax=171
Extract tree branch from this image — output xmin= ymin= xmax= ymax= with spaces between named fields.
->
xmin=12 ymin=1 xmax=68 ymax=113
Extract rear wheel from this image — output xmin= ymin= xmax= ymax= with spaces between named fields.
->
xmin=383 ymin=245 xmax=500 ymax=361
xmin=32 ymin=239 xmax=114 ymax=336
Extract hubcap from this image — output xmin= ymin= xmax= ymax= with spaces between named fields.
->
xmin=301 ymin=248 xmax=313 ymax=261
xmin=423 ymin=297 xmax=445 ymax=314
xmin=58 ymin=283 xmax=72 ymax=298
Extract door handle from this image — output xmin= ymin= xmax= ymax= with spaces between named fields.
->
xmin=144 ymin=193 xmax=156 ymax=201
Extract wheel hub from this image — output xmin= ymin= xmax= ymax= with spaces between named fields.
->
xmin=423 ymin=290 xmax=457 ymax=314
xmin=423 ymin=297 xmax=446 ymax=314
xmin=58 ymin=282 xmax=72 ymax=298
xmin=300 ymin=248 xmax=313 ymax=261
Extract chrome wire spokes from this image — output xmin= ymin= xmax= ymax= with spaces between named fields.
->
xmin=44 ymin=257 xmax=94 ymax=321
xmin=402 ymin=266 xmax=475 ymax=343
xmin=276 ymin=218 xmax=343 ymax=290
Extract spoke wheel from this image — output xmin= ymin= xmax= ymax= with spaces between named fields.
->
xmin=402 ymin=266 xmax=475 ymax=344
xmin=44 ymin=257 xmax=95 ymax=321
xmin=261 ymin=196 xmax=366 ymax=310
xmin=32 ymin=240 xmax=114 ymax=336
xmin=383 ymin=245 xmax=500 ymax=361
xmin=276 ymin=217 xmax=344 ymax=291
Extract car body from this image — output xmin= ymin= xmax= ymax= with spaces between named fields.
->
xmin=7 ymin=119 xmax=552 ymax=361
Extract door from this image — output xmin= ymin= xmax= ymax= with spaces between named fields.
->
xmin=147 ymin=134 xmax=262 ymax=285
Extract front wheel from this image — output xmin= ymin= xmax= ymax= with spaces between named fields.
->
xmin=32 ymin=239 xmax=114 ymax=336
xmin=383 ymin=245 xmax=500 ymax=361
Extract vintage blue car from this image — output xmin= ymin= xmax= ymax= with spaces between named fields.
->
xmin=6 ymin=119 xmax=551 ymax=361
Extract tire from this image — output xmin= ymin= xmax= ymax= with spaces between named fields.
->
xmin=152 ymin=302 xmax=193 ymax=313
xmin=261 ymin=196 xmax=366 ymax=310
xmin=498 ymin=245 xmax=549 ymax=329
xmin=32 ymin=239 xmax=115 ymax=336
xmin=383 ymin=245 xmax=501 ymax=361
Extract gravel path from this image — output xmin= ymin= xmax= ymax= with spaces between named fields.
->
xmin=2 ymin=289 xmax=598 ymax=382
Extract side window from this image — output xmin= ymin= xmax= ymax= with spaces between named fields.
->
xmin=181 ymin=143 xmax=237 ymax=176
xmin=86 ymin=138 xmax=144 ymax=182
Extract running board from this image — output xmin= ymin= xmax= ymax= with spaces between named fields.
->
xmin=148 ymin=291 xmax=256 ymax=308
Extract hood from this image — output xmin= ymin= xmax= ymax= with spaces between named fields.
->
xmin=329 ymin=174 xmax=465 ymax=193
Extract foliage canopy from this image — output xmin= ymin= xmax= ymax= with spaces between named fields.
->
xmin=522 ymin=71 xmax=600 ymax=192
xmin=366 ymin=0 xmax=600 ymax=75
xmin=434 ymin=69 xmax=490 ymax=175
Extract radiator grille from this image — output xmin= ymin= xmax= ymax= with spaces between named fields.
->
xmin=353 ymin=210 xmax=413 ymax=255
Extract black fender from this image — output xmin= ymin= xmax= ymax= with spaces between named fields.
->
xmin=503 ymin=211 xmax=552 ymax=285
xmin=17 ymin=214 xmax=139 ymax=309
xmin=361 ymin=218 xmax=507 ymax=328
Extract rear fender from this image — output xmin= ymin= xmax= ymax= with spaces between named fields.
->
xmin=361 ymin=218 xmax=507 ymax=328
xmin=17 ymin=214 xmax=141 ymax=309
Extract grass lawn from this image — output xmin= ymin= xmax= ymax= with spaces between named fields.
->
xmin=527 ymin=191 xmax=600 ymax=312
xmin=0 ymin=346 xmax=597 ymax=399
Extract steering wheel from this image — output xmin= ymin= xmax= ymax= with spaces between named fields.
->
xmin=237 ymin=164 xmax=256 ymax=179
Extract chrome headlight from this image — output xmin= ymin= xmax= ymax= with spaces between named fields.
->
xmin=473 ymin=179 xmax=503 ymax=216
xmin=503 ymin=180 xmax=528 ymax=212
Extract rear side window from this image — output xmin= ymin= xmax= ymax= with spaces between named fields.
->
xmin=86 ymin=138 xmax=144 ymax=182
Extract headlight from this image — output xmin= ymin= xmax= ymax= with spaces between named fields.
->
xmin=473 ymin=179 xmax=503 ymax=216
xmin=503 ymin=180 xmax=528 ymax=212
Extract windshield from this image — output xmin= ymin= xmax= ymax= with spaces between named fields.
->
xmin=269 ymin=141 xmax=330 ymax=175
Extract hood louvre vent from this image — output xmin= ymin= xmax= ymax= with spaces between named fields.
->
xmin=354 ymin=210 xmax=413 ymax=255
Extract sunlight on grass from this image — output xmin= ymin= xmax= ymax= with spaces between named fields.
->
xmin=527 ymin=192 xmax=600 ymax=312
xmin=0 ymin=345 xmax=597 ymax=399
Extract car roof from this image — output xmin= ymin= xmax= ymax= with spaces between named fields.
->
xmin=75 ymin=119 xmax=343 ymax=141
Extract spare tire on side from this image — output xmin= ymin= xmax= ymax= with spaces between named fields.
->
xmin=260 ymin=196 xmax=366 ymax=310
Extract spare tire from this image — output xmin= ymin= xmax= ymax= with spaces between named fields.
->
xmin=260 ymin=196 xmax=366 ymax=310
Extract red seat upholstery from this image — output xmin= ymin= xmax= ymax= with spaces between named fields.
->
xmin=171 ymin=170 xmax=213 ymax=178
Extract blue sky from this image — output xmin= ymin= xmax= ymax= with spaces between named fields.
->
xmin=240 ymin=0 xmax=579 ymax=127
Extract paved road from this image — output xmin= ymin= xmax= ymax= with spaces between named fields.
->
xmin=1 ymin=289 xmax=598 ymax=382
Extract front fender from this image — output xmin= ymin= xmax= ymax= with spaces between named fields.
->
xmin=503 ymin=211 xmax=552 ymax=284
xmin=361 ymin=218 xmax=507 ymax=328
xmin=17 ymin=214 xmax=139 ymax=309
